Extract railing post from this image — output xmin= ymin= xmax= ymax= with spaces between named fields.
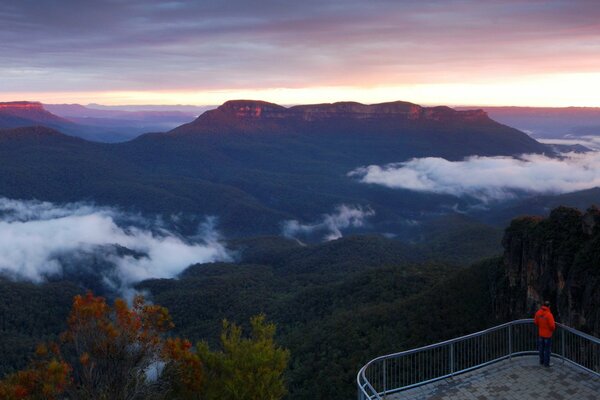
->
xmin=383 ymin=359 xmax=387 ymax=395
xmin=449 ymin=343 xmax=455 ymax=377
xmin=508 ymin=324 xmax=513 ymax=360
xmin=561 ymin=327 xmax=566 ymax=364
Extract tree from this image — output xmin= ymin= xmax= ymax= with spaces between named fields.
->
xmin=0 ymin=293 xmax=288 ymax=400
xmin=196 ymin=314 xmax=289 ymax=400
xmin=161 ymin=337 xmax=203 ymax=399
xmin=0 ymin=292 xmax=202 ymax=400
xmin=0 ymin=343 xmax=69 ymax=400
xmin=62 ymin=292 xmax=201 ymax=399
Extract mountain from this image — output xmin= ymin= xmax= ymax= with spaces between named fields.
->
xmin=44 ymin=103 xmax=199 ymax=141
xmin=170 ymin=100 xmax=548 ymax=157
xmin=0 ymin=99 xmax=554 ymax=236
xmin=0 ymin=101 xmax=75 ymax=131
xmin=45 ymin=103 xmax=199 ymax=120
xmin=0 ymin=102 xmax=200 ymax=143
xmin=494 ymin=206 xmax=600 ymax=336
xmin=84 ymin=103 xmax=212 ymax=113
xmin=0 ymin=101 xmax=132 ymax=142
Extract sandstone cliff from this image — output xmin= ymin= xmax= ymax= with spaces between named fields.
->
xmin=494 ymin=206 xmax=600 ymax=336
xmin=169 ymin=99 xmax=501 ymax=136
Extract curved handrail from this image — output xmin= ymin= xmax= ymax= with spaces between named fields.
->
xmin=357 ymin=319 xmax=600 ymax=400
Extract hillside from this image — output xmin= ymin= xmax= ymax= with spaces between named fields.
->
xmin=2 ymin=204 xmax=598 ymax=399
xmin=0 ymin=230 xmax=502 ymax=399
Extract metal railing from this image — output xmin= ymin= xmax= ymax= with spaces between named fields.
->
xmin=357 ymin=319 xmax=600 ymax=399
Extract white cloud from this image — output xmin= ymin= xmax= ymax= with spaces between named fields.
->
xmin=538 ymin=135 xmax=600 ymax=151
xmin=0 ymin=198 xmax=230 ymax=289
xmin=349 ymin=152 xmax=600 ymax=202
xmin=282 ymin=204 xmax=375 ymax=241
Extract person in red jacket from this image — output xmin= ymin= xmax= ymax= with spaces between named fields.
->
xmin=534 ymin=301 xmax=556 ymax=367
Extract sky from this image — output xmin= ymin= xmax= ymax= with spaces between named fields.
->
xmin=1 ymin=0 xmax=599 ymax=106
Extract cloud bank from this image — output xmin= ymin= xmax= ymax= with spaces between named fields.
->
xmin=282 ymin=204 xmax=375 ymax=241
xmin=0 ymin=198 xmax=230 ymax=290
xmin=350 ymin=152 xmax=600 ymax=201
xmin=538 ymin=135 xmax=600 ymax=151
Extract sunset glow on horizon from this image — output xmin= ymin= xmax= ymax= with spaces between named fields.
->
xmin=2 ymin=1 xmax=600 ymax=107
xmin=2 ymin=71 xmax=600 ymax=108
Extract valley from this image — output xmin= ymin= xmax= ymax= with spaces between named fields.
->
xmin=1 ymin=99 xmax=599 ymax=399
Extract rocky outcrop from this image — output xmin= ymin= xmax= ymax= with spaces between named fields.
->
xmin=210 ymin=100 xmax=490 ymax=123
xmin=170 ymin=99 xmax=494 ymax=135
xmin=494 ymin=206 xmax=600 ymax=336
xmin=0 ymin=101 xmax=73 ymax=129
xmin=0 ymin=101 xmax=45 ymax=111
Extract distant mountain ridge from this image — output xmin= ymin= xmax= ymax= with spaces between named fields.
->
xmin=45 ymin=103 xmax=198 ymax=121
xmin=172 ymin=100 xmax=493 ymax=135
xmin=216 ymin=100 xmax=488 ymax=121
xmin=457 ymin=106 xmax=600 ymax=139
xmin=0 ymin=101 xmax=198 ymax=143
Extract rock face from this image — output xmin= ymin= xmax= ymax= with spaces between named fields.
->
xmin=0 ymin=101 xmax=45 ymax=111
xmin=0 ymin=101 xmax=73 ymax=129
xmin=170 ymin=99 xmax=495 ymax=135
xmin=495 ymin=206 xmax=600 ymax=336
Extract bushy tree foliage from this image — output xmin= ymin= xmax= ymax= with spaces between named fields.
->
xmin=0 ymin=343 xmax=69 ymax=400
xmin=0 ymin=292 xmax=287 ymax=400
xmin=196 ymin=315 xmax=289 ymax=400
xmin=62 ymin=292 xmax=193 ymax=399
xmin=0 ymin=292 xmax=203 ymax=400
xmin=161 ymin=337 xmax=203 ymax=399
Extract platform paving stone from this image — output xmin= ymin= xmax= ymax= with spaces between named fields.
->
xmin=387 ymin=356 xmax=600 ymax=399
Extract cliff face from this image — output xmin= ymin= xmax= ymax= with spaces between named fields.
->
xmin=208 ymin=99 xmax=490 ymax=123
xmin=170 ymin=99 xmax=494 ymax=135
xmin=495 ymin=206 xmax=600 ymax=336
xmin=0 ymin=101 xmax=73 ymax=129
xmin=0 ymin=101 xmax=45 ymax=111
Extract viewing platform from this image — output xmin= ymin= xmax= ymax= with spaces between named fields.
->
xmin=395 ymin=355 xmax=599 ymax=399
xmin=357 ymin=320 xmax=600 ymax=400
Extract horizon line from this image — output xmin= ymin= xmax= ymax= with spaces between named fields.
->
xmin=3 ymin=99 xmax=600 ymax=110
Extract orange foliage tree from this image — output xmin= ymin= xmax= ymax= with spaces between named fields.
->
xmin=0 ymin=343 xmax=69 ymax=400
xmin=63 ymin=292 xmax=202 ymax=399
xmin=0 ymin=292 xmax=287 ymax=400
xmin=0 ymin=292 xmax=202 ymax=400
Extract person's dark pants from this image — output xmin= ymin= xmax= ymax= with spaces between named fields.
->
xmin=538 ymin=337 xmax=552 ymax=366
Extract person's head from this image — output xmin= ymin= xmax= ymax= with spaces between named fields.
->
xmin=543 ymin=300 xmax=551 ymax=308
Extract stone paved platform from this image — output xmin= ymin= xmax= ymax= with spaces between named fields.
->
xmin=388 ymin=356 xmax=600 ymax=399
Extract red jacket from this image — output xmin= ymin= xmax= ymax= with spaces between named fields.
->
xmin=534 ymin=306 xmax=556 ymax=338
